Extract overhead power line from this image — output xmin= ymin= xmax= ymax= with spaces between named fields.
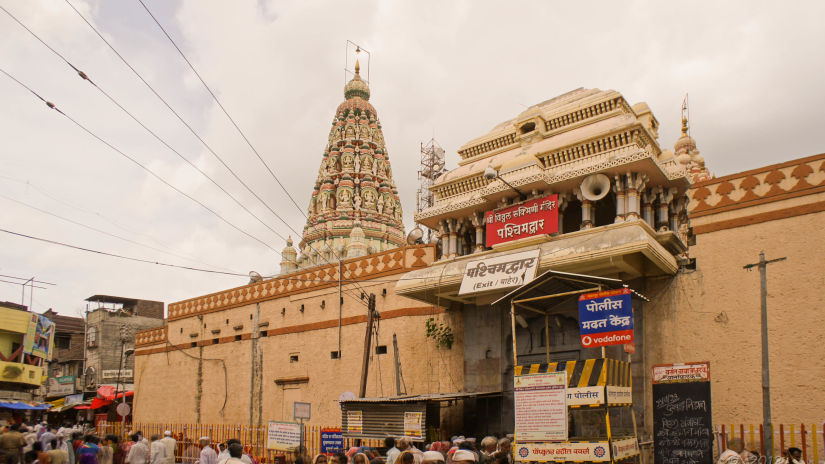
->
xmin=0 ymin=66 xmax=281 ymax=256
xmin=134 ymin=0 xmax=305 ymax=217
xmin=129 ymin=0 xmax=372 ymax=300
xmin=0 ymin=174 xmax=237 ymax=273
xmin=0 ymin=227 xmax=251 ymax=277
xmin=0 ymin=4 xmax=292 ymax=248
xmin=64 ymin=0 xmax=370 ymax=303
xmin=57 ymin=1 xmax=367 ymax=304
xmin=0 ymin=279 xmax=47 ymax=290
xmin=0 ymin=191 xmax=243 ymax=274
xmin=0 ymin=274 xmax=56 ymax=285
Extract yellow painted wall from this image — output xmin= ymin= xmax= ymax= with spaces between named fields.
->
xmin=642 ymin=208 xmax=825 ymax=428
xmin=134 ymin=274 xmax=464 ymax=427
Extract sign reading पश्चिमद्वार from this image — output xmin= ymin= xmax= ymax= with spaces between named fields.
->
xmin=485 ymin=194 xmax=558 ymax=247
xmin=578 ymin=288 xmax=633 ymax=348
xmin=458 ymin=249 xmax=540 ymax=295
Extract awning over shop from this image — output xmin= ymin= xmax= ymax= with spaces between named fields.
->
xmin=0 ymin=401 xmax=50 ymax=410
xmin=96 ymin=385 xmax=133 ymax=401
xmin=492 ymin=269 xmax=648 ymax=307
xmin=50 ymin=400 xmax=92 ymax=412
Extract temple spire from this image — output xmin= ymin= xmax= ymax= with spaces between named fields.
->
xmin=291 ymin=54 xmax=405 ymax=272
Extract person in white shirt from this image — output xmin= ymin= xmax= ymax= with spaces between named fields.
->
xmin=126 ymin=434 xmax=149 ymax=464
xmin=149 ymin=436 xmax=166 ymax=464
xmin=160 ymin=432 xmax=176 ymax=464
xmin=717 ymin=438 xmax=744 ymax=464
xmin=223 ymin=444 xmax=246 ymax=464
xmin=198 ymin=438 xmax=217 ymax=464
xmin=217 ymin=440 xmax=251 ymax=464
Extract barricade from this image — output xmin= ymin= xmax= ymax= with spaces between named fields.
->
xmin=714 ymin=422 xmax=824 ymax=463
xmin=96 ymin=422 xmax=383 ymax=463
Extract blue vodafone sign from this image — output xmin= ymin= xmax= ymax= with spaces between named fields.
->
xmin=578 ymin=288 xmax=633 ymax=348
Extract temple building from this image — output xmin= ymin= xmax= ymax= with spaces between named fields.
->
xmin=280 ymin=60 xmax=406 ymax=274
xmin=133 ymin=84 xmax=824 ymax=449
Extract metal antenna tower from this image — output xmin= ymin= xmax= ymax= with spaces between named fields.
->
xmin=416 ymin=138 xmax=446 ymax=242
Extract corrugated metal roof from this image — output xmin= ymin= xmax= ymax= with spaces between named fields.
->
xmin=339 ymin=391 xmax=501 ymax=404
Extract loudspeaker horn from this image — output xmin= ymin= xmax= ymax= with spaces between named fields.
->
xmin=580 ymin=173 xmax=611 ymax=201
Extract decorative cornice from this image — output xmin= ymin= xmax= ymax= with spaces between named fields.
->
xmin=417 ymin=144 xmax=685 ymax=222
xmin=166 ymin=245 xmax=436 ymax=321
xmin=687 ymin=153 xmax=825 ymax=217
xmin=135 ymin=325 xmax=167 ymax=347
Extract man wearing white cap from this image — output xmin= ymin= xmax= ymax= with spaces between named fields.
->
xmin=198 ymin=438 xmax=217 ymax=464
xmin=160 ymin=432 xmax=176 ymax=464
xmin=452 ymin=450 xmax=476 ymax=464
xmin=421 ymin=451 xmax=445 ymax=464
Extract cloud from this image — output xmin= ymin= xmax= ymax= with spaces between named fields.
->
xmin=1 ymin=0 xmax=823 ymax=316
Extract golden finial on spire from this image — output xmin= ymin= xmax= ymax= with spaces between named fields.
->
xmin=354 ymin=59 xmax=360 ymax=75
xmin=681 ymin=93 xmax=690 ymax=136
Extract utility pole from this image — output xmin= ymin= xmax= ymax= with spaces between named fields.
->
xmin=393 ymin=334 xmax=402 ymax=395
xmin=338 ymin=260 xmax=343 ymax=359
xmin=358 ymin=294 xmax=376 ymax=398
xmin=743 ymin=251 xmax=786 ymax=460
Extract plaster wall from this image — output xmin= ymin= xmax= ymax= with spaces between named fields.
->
xmin=642 ymin=208 xmax=825 ymax=430
xmin=134 ymin=274 xmax=464 ymax=427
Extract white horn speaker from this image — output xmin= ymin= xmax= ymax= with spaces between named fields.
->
xmin=580 ymin=173 xmax=611 ymax=201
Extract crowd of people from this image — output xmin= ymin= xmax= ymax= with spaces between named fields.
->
xmin=301 ymin=436 xmax=513 ymax=464
xmin=4 ymin=422 xmax=813 ymax=464
xmin=0 ymin=422 xmax=177 ymax=464
xmin=717 ymin=438 xmax=807 ymax=464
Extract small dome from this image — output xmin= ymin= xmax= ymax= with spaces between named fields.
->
xmin=344 ymin=60 xmax=370 ymax=101
xmin=674 ymin=116 xmax=696 ymax=155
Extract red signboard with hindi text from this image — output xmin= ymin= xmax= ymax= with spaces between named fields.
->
xmin=485 ymin=194 xmax=559 ymax=247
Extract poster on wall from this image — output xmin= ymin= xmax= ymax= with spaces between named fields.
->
xmin=458 ymin=249 xmax=540 ymax=295
xmin=403 ymin=412 xmax=423 ymax=439
xmin=514 ymin=371 xmax=567 ymax=442
xmin=485 ymin=194 xmax=559 ymax=247
xmin=320 ymin=428 xmax=343 ymax=454
xmin=652 ymin=362 xmax=713 ymax=464
xmin=23 ymin=314 xmax=55 ymax=360
xmin=266 ymin=421 xmax=301 ymax=451
xmin=577 ymin=288 xmax=633 ymax=348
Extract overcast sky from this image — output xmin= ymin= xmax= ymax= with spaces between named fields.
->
xmin=1 ymin=0 xmax=823 ymax=317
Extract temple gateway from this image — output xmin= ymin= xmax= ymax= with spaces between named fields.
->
xmin=133 ymin=76 xmax=824 ymax=446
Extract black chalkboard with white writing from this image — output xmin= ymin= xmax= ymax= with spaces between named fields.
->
xmin=653 ymin=378 xmax=713 ymax=464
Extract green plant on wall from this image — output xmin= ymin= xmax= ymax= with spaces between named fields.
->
xmin=425 ymin=317 xmax=454 ymax=349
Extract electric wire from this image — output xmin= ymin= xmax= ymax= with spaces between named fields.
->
xmin=66 ymin=0 xmax=371 ymax=304
xmin=130 ymin=0 xmax=375 ymax=300
xmin=0 ymin=227 xmax=249 ymax=277
xmin=0 ymin=174 xmax=236 ymax=273
xmin=0 ymin=191 xmax=243 ymax=274
xmin=0 ymin=274 xmax=56 ymax=285
xmin=0 ymin=279 xmax=47 ymax=290
xmin=0 ymin=66 xmax=280 ymax=256
xmin=0 ymin=5 xmax=293 ymax=249
xmin=134 ymin=0 xmax=304 ymax=216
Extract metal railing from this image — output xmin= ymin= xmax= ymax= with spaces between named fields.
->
xmin=96 ymin=422 xmax=383 ymax=463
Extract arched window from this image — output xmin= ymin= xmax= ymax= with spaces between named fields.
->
xmin=87 ymin=327 xmax=97 ymax=348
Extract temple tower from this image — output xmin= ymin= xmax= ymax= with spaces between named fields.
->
xmin=297 ymin=59 xmax=406 ymax=268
